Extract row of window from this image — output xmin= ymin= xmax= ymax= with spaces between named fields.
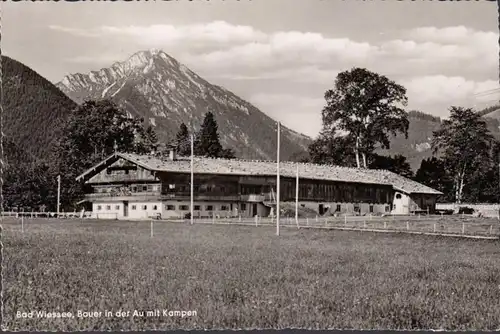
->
xmin=94 ymin=184 xmax=160 ymax=194
xmin=96 ymin=203 xmax=248 ymax=211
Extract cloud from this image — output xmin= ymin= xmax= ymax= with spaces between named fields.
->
xmin=50 ymin=21 xmax=267 ymax=47
xmin=249 ymin=93 xmax=324 ymax=137
xmin=51 ymin=22 xmax=499 ymax=132
xmin=211 ymin=66 xmax=340 ymax=84
xmin=402 ymin=76 xmax=500 ymax=105
xmin=51 ymin=22 xmax=498 ymax=85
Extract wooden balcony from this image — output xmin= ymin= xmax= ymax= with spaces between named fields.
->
xmin=240 ymin=194 xmax=266 ymax=202
xmin=85 ymin=192 xmax=162 ymax=202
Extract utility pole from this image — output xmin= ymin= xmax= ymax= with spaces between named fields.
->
xmin=295 ymin=164 xmax=299 ymax=228
xmin=57 ymin=175 xmax=61 ymax=217
xmin=190 ymin=134 xmax=194 ymax=225
xmin=276 ymin=122 xmax=281 ymax=236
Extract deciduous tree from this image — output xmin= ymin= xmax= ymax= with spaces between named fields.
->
xmin=432 ymin=106 xmax=493 ymax=204
xmin=321 ymin=67 xmax=409 ymax=168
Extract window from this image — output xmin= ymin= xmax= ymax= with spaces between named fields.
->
xmin=115 ymin=205 xmax=120 ymax=210
xmin=97 ymin=205 xmax=102 ymax=211
xmin=395 ymin=193 xmax=402 ymax=199
xmin=147 ymin=185 xmax=153 ymax=191
xmin=106 ymin=169 xmax=111 ymax=175
xmin=240 ymin=203 xmax=247 ymax=211
xmin=220 ymin=186 xmax=225 ymax=193
xmin=336 ymin=204 xmax=341 ymax=212
xmin=206 ymin=186 xmax=213 ymax=192
xmin=220 ymin=205 xmax=228 ymax=211
xmin=131 ymin=186 xmax=138 ymax=192
xmin=153 ymin=205 xmax=158 ymax=210
xmin=206 ymin=205 xmax=213 ymax=211
xmin=369 ymin=205 xmax=374 ymax=213
xmin=150 ymin=171 xmax=155 ymax=176
xmin=142 ymin=205 xmax=147 ymax=210
xmin=385 ymin=206 xmax=390 ymax=213
xmin=179 ymin=205 xmax=189 ymax=211
xmin=131 ymin=205 xmax=137 ymax=210
xmin=194 ymin=205 xmax=201 ymax=210
xmin=169 ymin=184 xmax=175 ymax=189
xmin=142 ymin=185 xmax=148 ymax=192
xmin=125 ymin=170 xmax=129 ymax=175
xmin=105 ymin=205 xmax=111 ymax=210
xmin=166 ymin=205 xmax=175 ymax=210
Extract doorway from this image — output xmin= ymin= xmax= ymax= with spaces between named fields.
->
xmin=318 ymin=203 xmax=325 ymax=215
xmin=252 ymin=203 xmax=258 ymax=216
xmin=123 ymin=201 xmax=129 ymax=217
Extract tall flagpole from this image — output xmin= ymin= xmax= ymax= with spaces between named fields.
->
xmin=190 ymin=134 xmax=194 ymax=225
xmin=295 ymin=164 xmax=299 ymax=228
xmin=276 ymin=122 xmax=281 ymax=236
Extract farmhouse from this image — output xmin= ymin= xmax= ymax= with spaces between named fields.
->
xmin=75 ymin=149 xmax=442 ymax=220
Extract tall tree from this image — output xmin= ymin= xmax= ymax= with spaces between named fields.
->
xmin=51 ymin=99 xmax=146 ymax=210
xmin=134 ymin=124 xmax=159 ymax=154
xmin=175 ymin=123 xmax=191 ymax=156
xmin=369 ymin=154 xmax=414 ymax=179
xmin=194 ymin=111 xmax=224 ymax=158
xmin=321 ymin=67 xmax=409 ymax=168
xmin=414 ymin=157 xmax=453 ymax=201
xmin=307 ymin=131 xmax=357 ymax=167
xmin=432 ymin=106 xmax=493 ymax=204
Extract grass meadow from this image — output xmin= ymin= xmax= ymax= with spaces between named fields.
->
xmin=3 ymin=217 xmax=500 ymax=331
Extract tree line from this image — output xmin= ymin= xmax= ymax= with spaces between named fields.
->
xmin=4 ymin=99 xmax=233 ymax=212
xmin=305 ymin=67 xmax=500 ymax=204
xmin=5 ymin=67 xmax=499 ymax=211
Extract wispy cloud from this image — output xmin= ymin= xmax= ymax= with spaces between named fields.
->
xmin=51 ymin=21 xmax=499 ymax=129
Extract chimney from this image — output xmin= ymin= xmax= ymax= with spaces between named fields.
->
xmin=169 ymin=146 xmax=177 ymax=161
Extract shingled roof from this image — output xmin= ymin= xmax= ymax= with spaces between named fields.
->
xmin=77 ymin=152 xmax=442 ymax=195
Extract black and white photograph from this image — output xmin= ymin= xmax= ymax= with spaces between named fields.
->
xmin=1 ymin=0 xmax=500 ymax=331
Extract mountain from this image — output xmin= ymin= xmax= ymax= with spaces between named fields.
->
xmin=2 ymin=56 xmax=78 ymax=161
xmin=56 ymin=49 xmax=311 ymax=161
xmin=380 ymin=108 xmax=500 ymax=171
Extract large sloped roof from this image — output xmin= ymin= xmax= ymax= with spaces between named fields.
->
xmin=76 ymin=152 xmax=443 ymax=195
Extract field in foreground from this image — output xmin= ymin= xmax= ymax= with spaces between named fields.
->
xmin=3 ymin=218 xmax=500 ymax=331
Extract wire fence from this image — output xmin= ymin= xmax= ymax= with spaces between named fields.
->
xmin=2 ymin=213 xmax=499 ymax=240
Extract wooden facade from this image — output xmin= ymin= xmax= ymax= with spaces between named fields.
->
xmin=80 ymin=155 xmax=438 ymax=219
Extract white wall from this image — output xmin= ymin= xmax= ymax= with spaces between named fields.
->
xmin=161 ymin=201 xmax=241 ymax=218
xmin=128 ymin=202 xmax=162 ymax=220
xmin=292 ymin=201 xmax=391 ymax=216
xmin=391 ymin=192 xmax=410 ymax=215
xmin=92 ymin=202 xmax=120 ymax=219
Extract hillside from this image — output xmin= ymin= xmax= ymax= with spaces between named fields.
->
xmin=379 ymin=108 xmax=500 ymax=171
xmin=56 ymin=49 xmax=311 ymax=161
xmin=2 ymin=56 xmax=77 ymax=161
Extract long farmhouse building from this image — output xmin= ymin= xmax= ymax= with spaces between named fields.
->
xmin=76 ymin=149 xmax=442 ymax=220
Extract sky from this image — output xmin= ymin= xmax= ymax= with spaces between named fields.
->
xmin=3 ymin=0 xmax=499 ymax=138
